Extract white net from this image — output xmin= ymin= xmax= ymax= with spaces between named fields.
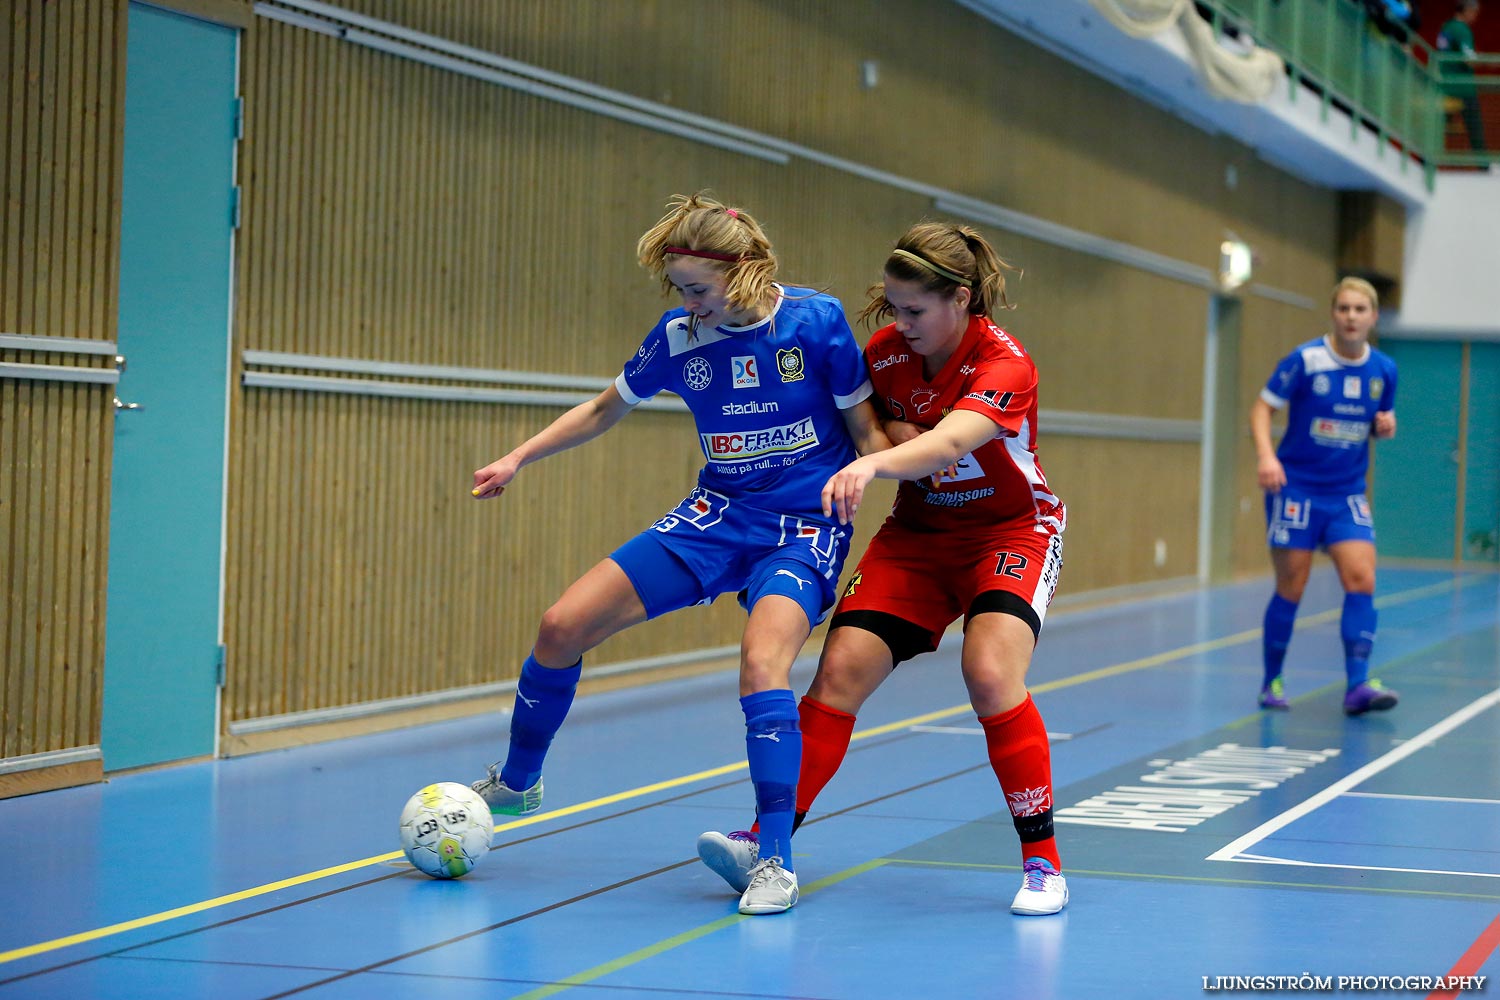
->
xmin=1090 ymin=0 xmax=1285 ymax=103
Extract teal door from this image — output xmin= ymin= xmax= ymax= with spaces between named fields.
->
xmin=1370 ymin=340 xmax=1462 ymax=560
xmin=1463 ymin=343 xmax=1500 ymax=562
xmin=102 ymin=3 xmax=238 ymax=771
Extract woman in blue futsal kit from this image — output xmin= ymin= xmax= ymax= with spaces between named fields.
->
xmin=1250 ymin=276 xmax=1399 ymax=716
xmin=467 ymin=192 xmax=888 ymax=915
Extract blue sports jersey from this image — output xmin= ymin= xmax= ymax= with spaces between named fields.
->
xmin=614 ymin=285 xmax=873 ymax=514
xmin=1260 ymin=336 xmax=1398 ymax=494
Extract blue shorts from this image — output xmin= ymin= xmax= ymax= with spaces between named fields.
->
xmin=609 ymin=486 xmax=851 ymax=629
xmin=1264 ymin=487 xmax=1375 ymax=550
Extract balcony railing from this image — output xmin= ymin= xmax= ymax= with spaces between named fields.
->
xmin=1197 ymin=0 xmax=1497 ymax=188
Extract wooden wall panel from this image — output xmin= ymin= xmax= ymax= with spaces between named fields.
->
xmin=1 ymin=0 xmax=123 ymax=339
xmin=0 ymin=373 xmax=115 ymax=760
xmin=1043 ymin=438 xmax=1205 ymax=593
xmin=1 ymin=0 xmax=125 ymax=780
xmin=222 ymin=0 xmax=1338 ymax=733
xmin=0 ymin=0 xmax=1342 ymax=745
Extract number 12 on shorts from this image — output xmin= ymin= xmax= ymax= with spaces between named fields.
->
xmin=993 ymin=551 xmax=1029 ymax=580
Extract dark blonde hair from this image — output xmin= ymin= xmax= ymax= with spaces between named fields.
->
xmin=1331 ymin=276 xmax=1379 ymax=311
xmin=636 ymin=192 xmax=778 ymax=319
xmin=858 ymin=221 xmax=1021 ymax=329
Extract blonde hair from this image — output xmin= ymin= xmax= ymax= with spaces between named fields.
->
xmin=636 ymin=193 xmax=778 ymax=320
xmin=858 ymin=221 xmax=1021 ymax=329
xmin=1332 ymin=276 xmax=1379 ymax=311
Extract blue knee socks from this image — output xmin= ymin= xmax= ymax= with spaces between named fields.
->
xmin=1341 ymin=593 xmax=1377 ymax=689
xmin=1262 ymin=593 xmax=1298 ymax=688
xmin=742 ymin=689 xmax=801 ymax=872
xmin=500 ymin=653 xmax=582 ymax=791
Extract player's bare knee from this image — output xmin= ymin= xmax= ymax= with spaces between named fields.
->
xmin=534 ymin=604 xmax=588 ymax=666
xmin=807 ymin=651 xmax=879 ymax=709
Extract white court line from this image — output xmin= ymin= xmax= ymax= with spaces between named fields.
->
xmin=1344 ymin=791 xmax=1500 ymax=806
xmin=1208 ymin=687 xmax=1500 ymax=863
xmin=1233 ymin=852 xmax=1500 ymax=880
xmin=909 ymin=725 xmax=1073 ymax=740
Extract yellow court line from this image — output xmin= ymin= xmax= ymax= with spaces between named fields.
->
xmin=0 ymin=578 xmax=1460 ymax=967
xmin=510 ymin=859 xmax=890 ymax=1000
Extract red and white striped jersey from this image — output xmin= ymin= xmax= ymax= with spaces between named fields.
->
xmin=865 ymin=314 xmax=1065 ymax=535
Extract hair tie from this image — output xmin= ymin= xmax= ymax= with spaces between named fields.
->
xmin=891 ymin=248 xmax=970 ymax=286
xmin=726 ymin=208 xmax=739 ymax=219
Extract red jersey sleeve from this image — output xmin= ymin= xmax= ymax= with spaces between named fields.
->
xmin=952 ymin=356 xmax=1037 ymax=438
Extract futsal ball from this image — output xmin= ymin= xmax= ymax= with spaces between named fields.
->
xmin=398 ymin=781 xmax=494 ymax=879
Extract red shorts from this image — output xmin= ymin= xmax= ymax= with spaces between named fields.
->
xmin=833 ymin=520 xmax=1063 ymax=658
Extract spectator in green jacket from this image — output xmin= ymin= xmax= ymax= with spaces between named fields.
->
xmin=1438 ymin=0 xmax=1486 ymax=152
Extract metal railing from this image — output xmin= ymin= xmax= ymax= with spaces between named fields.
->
xmin=1436 ymin=52 xmax=1500 ymax=170
xmin=1197 ymin=0 xmax=1497 ymax=187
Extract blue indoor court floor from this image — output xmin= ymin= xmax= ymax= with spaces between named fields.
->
xmin=1 ymin=566 xmax=1497 ymax=999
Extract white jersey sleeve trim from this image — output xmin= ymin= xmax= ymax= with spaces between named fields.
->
xmin=614 ymin=372 xmax=648 ymax=406
xmin=834 ymin=379 xmax=873 ymax=410
xmin=1260 ymin=387 xmax=1288 ymax=409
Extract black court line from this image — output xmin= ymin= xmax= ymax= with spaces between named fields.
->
xmin=264 ymin=759 xmax=1001 ymax=998
xmin=4 ymin=722 xmax=1094 ymax=994
xmin=114 ymin=950 xmax=834 ymax=1000
xmin=0 ymin=730 xmax=933 ymax=990
xmin=0 ymin=774 xmax=745 ymax=990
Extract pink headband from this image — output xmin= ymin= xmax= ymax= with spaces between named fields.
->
xmin=665 ymin=246 xmax=742 ymax=262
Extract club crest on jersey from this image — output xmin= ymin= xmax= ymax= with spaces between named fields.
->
xmin=1369 ymin=377 xmax=1384 ymax=399
xmin=776 ymin=347 xmax=805 ymax=383
xmin=732 ymin=355 xmax=759 ymax=388
xmin=911 ymin=388 xmax=939 ymax=415
xmin=1312 ymin=374 xmax=1331 ymax=396
xmin=1342 ymin=375 xmax=1361 ymax=399
xmin=842 ymin=571 xmax=862 ymax=597
xmin=683 ymin=357 xmax=713 ymax=391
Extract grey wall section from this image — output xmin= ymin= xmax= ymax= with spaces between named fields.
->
xmin=5 ymin=0 xmax=1345 ymax=768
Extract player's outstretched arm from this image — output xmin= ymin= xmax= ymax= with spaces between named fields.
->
xmin=822 ymin=409 xmax=997 ymax=524
xmin=472 ymin=384 xmax=635 ymax=499
xmin=840 ymin=397 xmax=894 ymax=456
xmin=882 ymin=418 xmax=924 ymax=446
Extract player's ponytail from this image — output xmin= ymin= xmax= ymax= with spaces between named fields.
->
xmin=960 ymin=226 xmax=1021 ymax=316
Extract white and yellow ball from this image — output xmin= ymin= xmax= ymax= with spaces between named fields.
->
xmin=398 ymin=782 xmax=494 ymax=879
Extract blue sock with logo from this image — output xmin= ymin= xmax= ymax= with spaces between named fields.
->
xmin=1341 ymin=593 xmax=1377 ymax=689
xmin=742 ymin=689 xmax=801 ymax=873
xmin=1262 ymin=593 xmax=1298 ymax=688
xmin=500 ymin=653 xmax=582 ymax=791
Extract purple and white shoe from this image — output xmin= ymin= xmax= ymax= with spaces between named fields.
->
xmin=1343 ymin=680 xmax=1398 ymax=716
xmin=697 ymin=830 xmax=760 ymax=894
